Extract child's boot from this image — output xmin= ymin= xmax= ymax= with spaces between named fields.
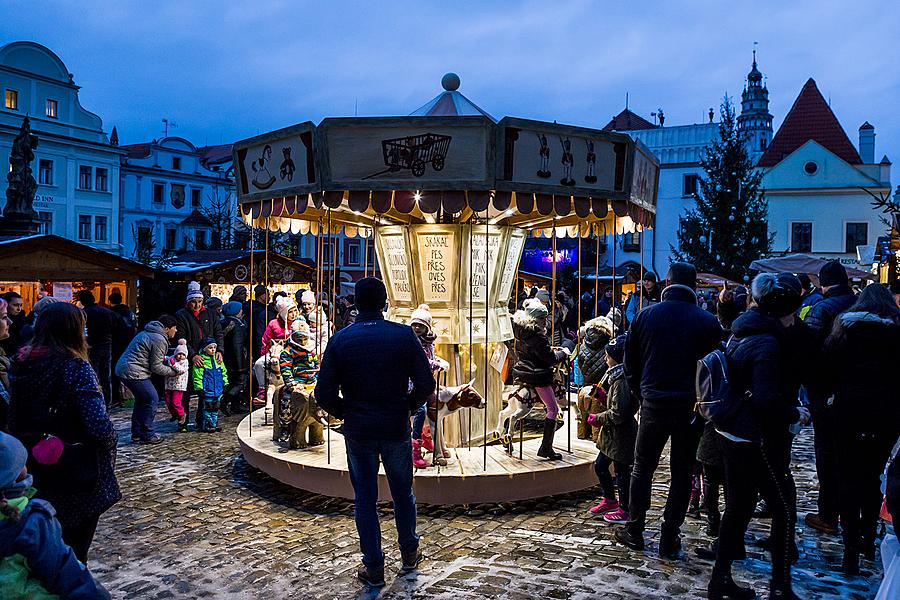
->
xmin=412 ymin=439 xmax=427 ymax=469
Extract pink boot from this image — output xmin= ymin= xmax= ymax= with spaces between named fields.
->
xmin=421 ymin=423 xmax=435 ymax=452
xmin=412 ymin=439 xmax=428 ymax=469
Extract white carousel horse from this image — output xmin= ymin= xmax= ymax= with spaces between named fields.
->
xmin=264 ymin=340 xmax=285 ymax=427
xmin=426 ymin=380 xmax=484 ymax=466
xmin=494 ymin=362 xmax=570 ymax=455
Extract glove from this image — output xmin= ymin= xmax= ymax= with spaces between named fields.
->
xmin=586 ymin=413 xmax=599 ymax=428
xmin=434 ymin=358 xmax=450 ymax=372
xmin=797 ymin=406 xmax=811 ymax=426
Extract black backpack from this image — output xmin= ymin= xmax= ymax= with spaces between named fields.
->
xmin=695 ymin=338 xmax=748 ymax=427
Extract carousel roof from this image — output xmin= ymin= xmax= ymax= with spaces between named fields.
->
xmin=233 ymin=75 xmax=659 ymax=238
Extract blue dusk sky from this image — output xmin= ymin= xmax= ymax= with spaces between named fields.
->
xmin=2 ymin=0 xmax=898 ymax=173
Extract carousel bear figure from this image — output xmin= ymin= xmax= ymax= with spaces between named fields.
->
xmin=576 ymin=316 xmax=614 ymax=440
xmin=276 ymin=318 xmax=320 ymax=448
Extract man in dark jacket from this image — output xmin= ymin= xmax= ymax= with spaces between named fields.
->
xmin=175 ymin=284 xmax=224 ymax=425
xmin=802 ymin=260 xmax=856 ymax=535
xmin=615 ymin=262 xmax=722 ymax=558
xmin=77 ymin=290 xmax=117 ymax=408
xmin=221 ymin=301 xmax=249 ymax=414
xmin=0 ymin=291 xmax=26 ymax=357
xmin=316 ymin=278 xmax=434 ymax=588
xmin=108 ymin=291 xmax=137 ymax=407
xmin=243 ymin=284 xmax=271 ymax=364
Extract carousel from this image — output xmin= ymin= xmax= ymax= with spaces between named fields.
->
xmin=235 ymin=74 xmax=659 ymax=504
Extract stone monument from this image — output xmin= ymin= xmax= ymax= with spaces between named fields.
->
xmin=0 ymin=117 xmax=41 ymax=236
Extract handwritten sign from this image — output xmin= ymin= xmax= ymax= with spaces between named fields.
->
xmin=382 ymin=234 xmax=412 ymax=302
xmin=497 ymin=234 xmax=526 ymax=305
xmin=417 ymin=232 xmax=454 ymax=304
xmin=470 ymin=230 xmax=502 ymax=303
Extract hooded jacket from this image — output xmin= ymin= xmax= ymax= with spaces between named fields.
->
xmin=823 ymin=311 xmax=900 ymax=434
xmin=115 ymin=321 xmax=178 ymax=380
xmin=0 ymin=497 xmax=110 ymax=599
xmin=716 ymin=308 xmax=801 ymax=443
xmin=624 ymin=285 xmax=722 ymax=408
xmin=803 ymin=284 xmax=855 ymax=343
xmin=593 ymin=364 xmax=638 ymax=464
xmin=511 ymin=309 xmax=567 ymax=387
xmin=577 ymin=317 xmax=613 ymax=385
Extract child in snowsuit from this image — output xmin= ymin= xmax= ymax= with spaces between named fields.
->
xmin=408 ymin=305 xmax=449 ymax=469
xmin=278 ymin=319 xmax=319 ymax=445
xmin=0 ymin=431 xmax=110 ymax=599
xmin=191 ymin=337 xmax=228 ymax=433
xmin=164 ymin=339 xmax=190 ymax=432
xmin=586 ymin=335 xmax=637 ymax=524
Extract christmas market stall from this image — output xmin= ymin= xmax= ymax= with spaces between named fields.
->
xmin=233 ymin=74 xmax=659 ymax=504
xmin=0 ymin=234 xmax=152 ymax=311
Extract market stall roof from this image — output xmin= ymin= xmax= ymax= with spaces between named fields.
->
xmin=696 ymin=272 xmax=739 ymax=287
xmin=233 ymin=75 xmax=659 ymax=237
xmin=0 ymin=235 xmax=153 ymax=281
xmin=749 ymin=254 xmax=874 ymax=280
xmin=163 ymin=249 xmax=315 ymax=280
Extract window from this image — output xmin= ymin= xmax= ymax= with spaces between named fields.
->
xmin=804 ymin=161 xmax=818 ymax=175
xmin=38 ymin=159 xmax=53 ymax=185
xmin=791 ymin=222 xmax=812 ymax=253
xmin=172 ymin=156 xmax=181 ymax=170
xmin=346 ymin=241 xmax=361 ymax=266
xmin=38 ymin=211 xmax=52 ymax=235
xmin=623 ymin=232 xmax=639 ymax=252
xmin=94 ymin=216 xmax=108 ymax=242
xmin=137 ymin=226 xmax=152 ymax=252
xmin=95 ymin=168 xmax=108 ymax=192
xmin=759 ymin=136 xmax=767 ymax=151
xmin=321 ymin=240 xmax=336 ymax=265
xmin=4 ymin=89 xmax=17 ymax=110
xmin=191 ymin=188 xmax=202 ymax=207
xmin=45 ymin=99 xmax=58 ymax=118
xmin=165 ymin=227 xmax=177 ymax=251
xmin=171 ymin=183 xmax=185 ymax=208
xmin=153 ymin=183 xmax=165 ymax=205
xmin=195 ymin=229 xmax=208 ymax=250
xmin=682 ymin=174 xmax=698 ymax=197
xmin=78 ymin=166 xmax=93 ymax=190
xmin=845 ymin=223 xmax=868 ymax=254
xmin=78 ymin=215 xmax=92 ymax=241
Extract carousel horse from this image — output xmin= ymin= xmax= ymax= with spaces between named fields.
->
xmin=426 ymin=380 xmax=485 ymax=466
xmin=281 ymin=386 xmax=327 ymax=449
xmin=266 ymin=340 xmax=286 ymax=441
xmin=494 ymin=362 xmax=570 ymax=455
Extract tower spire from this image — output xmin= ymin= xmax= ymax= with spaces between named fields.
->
xmin=738 ymin=46 xmax=773 ymax=164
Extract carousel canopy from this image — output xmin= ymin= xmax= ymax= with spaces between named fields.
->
xmin=234 ymin=75 xmax=659 ymax=237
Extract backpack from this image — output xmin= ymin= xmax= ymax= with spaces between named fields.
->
xmin=695 ymin=338 xmax=749 ymax=427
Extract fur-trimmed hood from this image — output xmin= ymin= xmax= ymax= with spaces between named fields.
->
xmin=837 ymin=310 xmax=897 ymax=328
xmin=512 ymin=308 xmax=545 ymax=332
xmin=580 ymin=316 xmax=614 ymax=349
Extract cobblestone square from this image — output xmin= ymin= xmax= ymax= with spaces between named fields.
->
xmin=87 ymin=407 xmax=885 ymax=599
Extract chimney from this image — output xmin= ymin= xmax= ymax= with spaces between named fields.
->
xmin=859 ymin=121 xmax=875 ymax=164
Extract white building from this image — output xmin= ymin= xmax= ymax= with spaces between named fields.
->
xmin=757 ymin=79 xmax=891 ymax=267
xmin=119 ymin=137 xmax=235 ymax=258
xmin=0 ymin=41 xmax=123 ymax=252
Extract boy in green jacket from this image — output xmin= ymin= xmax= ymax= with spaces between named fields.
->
xmin=191 ymin=337 xmax=229 ymax=433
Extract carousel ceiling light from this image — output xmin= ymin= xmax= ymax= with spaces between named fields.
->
xmin=414 ymin=191 xmax=422 ymax=202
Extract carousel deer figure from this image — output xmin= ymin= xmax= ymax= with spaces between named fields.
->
xmin=426 ymin=380 xmax=485 ymax=466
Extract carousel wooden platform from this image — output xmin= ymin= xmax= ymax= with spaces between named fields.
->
xmin=236 ymin=409 xmax=599 ymax=505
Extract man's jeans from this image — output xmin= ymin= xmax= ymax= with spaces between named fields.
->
xmin=122 ymin=377 xmax=158 ymax=439
xmin=345 ymin=437 xmax=419 ymax=569
xmin=626 ymin=402 xmax=703 ymax=538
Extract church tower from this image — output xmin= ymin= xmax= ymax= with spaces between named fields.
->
xmin=738 ymin=49 xmax=774 ymax=164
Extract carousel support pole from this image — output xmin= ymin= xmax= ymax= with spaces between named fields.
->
xmin=612 ymin=221 xmax=618 ymax=335
xmin=262 ymin=220 xmax=271 ymax=427
xmin=594 ymin=226 xmax=600 ymax=318
xmin=639 ymin=220 xmax=644 ymax=309
xmin=326 ymin=209 xmax=333 ymax=465
xmin=519 ymin=407 xmax=524 ymax=460
xmin=550 ymin=220 xmax=557 ymax=345
xmin=248 ymin=225 xmax=255 ymax=437
xmin=483 ymin=211 xmax=489 ymax=472
xmin=363 ymin=226 xmax=370 ymax=278
xmin=467 ymin=218 xmax=474 ymax=450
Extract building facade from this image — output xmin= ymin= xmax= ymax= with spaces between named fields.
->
xmin=0 ymin=41 xmax=123 ymax=253
xmin=119 ymin=137 xmax=235 ymax=259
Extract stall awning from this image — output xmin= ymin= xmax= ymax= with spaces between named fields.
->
xmin=0 ymin=235 xmax=153 ymax=281
xmin=749 ymin=254 xmax=874 ymax=280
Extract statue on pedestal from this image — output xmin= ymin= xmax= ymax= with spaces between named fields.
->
xmin=1 ymin=117 xmax=41 ymax=236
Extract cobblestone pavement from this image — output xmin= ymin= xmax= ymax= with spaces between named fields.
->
xmin=89 ymin=406 xmax=885 ymax=599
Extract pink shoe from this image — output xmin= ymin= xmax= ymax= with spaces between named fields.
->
xmin=589 ymin=498 xmax=619 ymax=515
xmin=603 ymin=508 xmax=630 ymax=524
xmin=421 ymin=424 xmax=435 ymax=452
xmin=412 ymin=439 xmax=428 ymax=469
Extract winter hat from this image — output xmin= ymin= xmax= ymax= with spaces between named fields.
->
xmin=76 ymin=290 xmax=96 ymax=306
xmin=642 ymin=271 xmax=658 ymax=283
xmin=275 ymin=296 xmax=297 ymax=321
xmin=200 ymin=336 xmax=217 ymax=353
xmin=535 ymin=289 xmax=552 ymax=304
xmin=580 ymin=316 xmax=614 ymax=341
xmin=186 ymin=281 xmax=204 ymax=302
xmin=300 ymin=290 xmax=316 ymax=306
xmin=205 ymin=297 xmax=223 ymax=311
xmin=174 ymin=338 xmax=189 ymax=358
xmin=222 ymin=301 xmax=242 ymax=317
xmin=818 ymin=260 xmax=848 ymax=288
xmin=32 ymin=295 xmax=61 ymax=316
xmin=410 ymin=304 xmax=433 ymax=332
xmin=605 ymin=334 xmax=627 ymax=364
xmin=231 ymin=285 xmax=247 ymax=298
xmin=523 ymin=298 xmax=549 ymax=320
xmin=752 ymin=273 xmax=803 ymax=318
xmin=289 ymin=317 xmax=312 ymax=347
xmin=0 ymin=431 xmax=27 ymax=493
xmin=356 ymin=277 xmax=388 ymax=312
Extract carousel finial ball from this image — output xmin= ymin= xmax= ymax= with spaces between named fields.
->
xmin=442 ymin=72 xmax=461 ymax=91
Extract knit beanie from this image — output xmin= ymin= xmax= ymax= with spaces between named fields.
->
xmin=222 ymin=301 xmax=242 ymax=317
xmin=410 ymin=304 xmax=433 ymax=332
xmin=523 ymin=298 xmax=549 ymax=320
xmin=300 ymin=290 xmax=316 ymax=305
xmin=356 ymin=277 xmax=387 ymax=312
xmin=186 ymin=281 xmax=204 ymax=302
xmin=0 ymin=431 xmax=27 ymax=492
xmin=818 ymin=260 xmax=848 ymax=288
xmin=752 ymin=273 xmax=803 ymax=318
xmin=275 ymin=296 xmax=297 ymax=321
xmin=32 ymin=295 xmax=62 ymax=316
xmin=535 ymin=289 xmax=552 ymax=304
xmin=174 ymin=338 xmax=189 ymax=358
xmin=200 ymin=336 xmax=217 ymax=353
xmin=289 ymin=317 xmax=312 ymax=347
xmin=604 ymin=334 xmax=627 ymax=364
xmin=205 ymin=297 xmax=223 ymax=311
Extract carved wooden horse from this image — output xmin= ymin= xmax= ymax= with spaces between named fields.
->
xmin=426 ymin=380 xmax=484 ymax=466
xmin=494 ymin=363 xmax=569 ymax=454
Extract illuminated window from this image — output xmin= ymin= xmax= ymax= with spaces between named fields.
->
xmin=4 ymin=89 xmax=17 ymax=110
xmin=45 ymin=99 xmax=58 ymax=118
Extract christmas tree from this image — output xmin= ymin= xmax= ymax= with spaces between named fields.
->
xmin=673 ymin=97 xmax=771 ymax=283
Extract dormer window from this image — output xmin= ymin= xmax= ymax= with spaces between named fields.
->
xmin=172 ymin=156 xmax=181 ymax=170
xmin=4 ymin=89 xmax=17 ymax=110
